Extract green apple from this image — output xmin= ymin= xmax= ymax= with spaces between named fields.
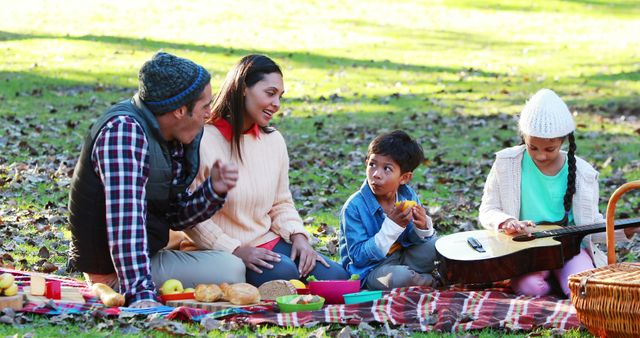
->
xmin=160 ymin=279 xmax=184 ymax=295
xmin=183 ymin=288 xmax=195 ymax=293
xmin=0 ymin=273 xmax=14 ymax=289
xmin=2 ymin=283 xmax=18 ymax=297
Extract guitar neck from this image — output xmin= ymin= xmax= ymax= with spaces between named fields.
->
xmin=514 ymin=217 xmax=640 ymax=241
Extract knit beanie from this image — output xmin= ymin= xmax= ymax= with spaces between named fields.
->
xmin=518 ymin=88 xmax=575 ymax=138
xmin=138 ymin=52 xmax=211 ymax=115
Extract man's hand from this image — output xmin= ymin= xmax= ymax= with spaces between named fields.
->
xmin=233 ymin=246 xmax=281 ymax=274
xmin=290 ymin=233 xmax=330 ymax=278
xmin=129 ymin=300 xmax=163 ymax=308
xmin=210 ymin=159 xmax=239 ymax=195
xmin=387 ymin=203 xmax=413 ymax=228
xmin=412 ymin=205 xmax=431 ymax=230
xmin=501 ymin=219 xmax=535 ymax=235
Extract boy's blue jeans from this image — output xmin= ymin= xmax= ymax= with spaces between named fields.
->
xmin=364 ymin=235 xmax=438 ymax=290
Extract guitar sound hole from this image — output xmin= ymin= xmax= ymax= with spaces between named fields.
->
xmin=512 ymin=234 xmax=535 ymax=242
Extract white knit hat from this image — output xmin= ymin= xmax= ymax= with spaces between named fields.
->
xmin=518 ymin=88 xmax=575 ymax=138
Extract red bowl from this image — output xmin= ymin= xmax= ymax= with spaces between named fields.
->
xmin=308 ymin=280 xmax=360 ymax=304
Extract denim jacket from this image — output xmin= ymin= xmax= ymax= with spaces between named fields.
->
xmin=339 ymin=180 xmax=433 ymax=282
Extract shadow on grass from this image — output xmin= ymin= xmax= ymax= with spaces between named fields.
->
xmin=447 ymin=0 xmax=640 ymax=17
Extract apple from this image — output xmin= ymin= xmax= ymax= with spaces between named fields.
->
xmin=0 ymin=273 xmax=14 ymax=289
xmin=183 ymin=288 xmax=195 ymax=293
xmin=160 ymin=279 xmax=184 ymax=295
xmin=395 ymin=200 xmax=417 ymax=211
xmin=3 ymin=283 xmax=18 ymax=297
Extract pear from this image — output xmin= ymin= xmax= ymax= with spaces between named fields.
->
xmin=0 ymin=273 xmax=14 ymax=289
xmin=3 ymin=283 xmax=18 ymax=297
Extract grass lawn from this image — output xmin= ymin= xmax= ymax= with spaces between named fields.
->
xmin=1 ymin=0 xmax=639 ymax=336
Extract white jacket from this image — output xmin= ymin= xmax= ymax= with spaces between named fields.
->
xmin=478 ymin=145 xmax=628 ymax=267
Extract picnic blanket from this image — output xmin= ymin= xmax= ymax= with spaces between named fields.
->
xmin=1 ymin=268 xmax=581 ymax=333
xmin=226 ymin=286 xmax=581 ymax=333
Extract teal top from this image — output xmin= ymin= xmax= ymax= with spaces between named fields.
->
xmin=520 ymin=151 xmax=574 ymax=225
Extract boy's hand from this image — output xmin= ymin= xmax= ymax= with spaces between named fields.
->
xmin=412 ymin=205 xmax=431 ymax=230
xmin=387 ymin=202 xmax=413 ymax=228
xmin=210 ymin=159 xmax=239 ymax=195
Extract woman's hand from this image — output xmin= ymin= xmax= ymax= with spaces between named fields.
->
xmin=387 ymin=203 xmax=413 ymax=228
xmin=501 ymin=218 xmax=535 ymax=235
xmin=290 ymin=233 xmax=330 ymax=277
xmin=232 ymin=246 xmax=281 ymax=274
xmin=412 ymin=205 xmax=431 ymax=230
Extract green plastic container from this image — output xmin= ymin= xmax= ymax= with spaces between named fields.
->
xmin=276 ymin=294 xmax=325 ymax=313
xmin=343 ymin=290 xmax=383 ymax=304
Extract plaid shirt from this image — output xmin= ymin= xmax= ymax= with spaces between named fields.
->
xmin=92 ymin=116 xmax=224 ymax=304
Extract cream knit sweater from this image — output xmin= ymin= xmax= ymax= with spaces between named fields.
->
xmin=479 ymin=145 xmax=629 ymax=267
xmin=184 ymin=125 xmax=309 ymax=253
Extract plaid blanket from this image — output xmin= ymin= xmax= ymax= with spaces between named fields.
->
xmin=2 ymin=268 xmax=580 ymax=332
xmin=231 ymin=286 xmax=580 ymax=333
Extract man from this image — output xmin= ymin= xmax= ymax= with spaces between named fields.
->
xmin=68 ymin=52 xmax=245 ymax=308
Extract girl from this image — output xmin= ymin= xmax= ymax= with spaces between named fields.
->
xmin=479 ymin=88 xmax=637 ymax=297
xmin=173 ymin=55 xmax=349 ymax=286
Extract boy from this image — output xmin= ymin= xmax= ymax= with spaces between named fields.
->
xmin=339 ymin=130 xmax=438 ymax=290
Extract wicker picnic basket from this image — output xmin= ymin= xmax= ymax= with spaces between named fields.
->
xmin=568 ymin=181 xmax=640 ymax=338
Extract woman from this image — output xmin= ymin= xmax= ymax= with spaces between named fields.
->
xmin=175 ymin=54 xmax=349 ymax=286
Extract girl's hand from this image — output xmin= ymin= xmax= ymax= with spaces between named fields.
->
xmin=232 ymin=246 xmax=281 ymax=274
xmin=502 ymin=219 xmax=535 ymax=235
xmin=290 ymin=234 xmax=330 ymax=277
xmin=387 ymin=203 xmax=413 ymax=228
xmin=412 ymin=205 xmax=431 ymax=230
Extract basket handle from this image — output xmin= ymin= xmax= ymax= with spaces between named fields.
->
xmin=605 ymin=180 xmax=640 ymax=264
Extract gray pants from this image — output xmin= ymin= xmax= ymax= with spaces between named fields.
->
xmin=365 ymin=237 xmax=438 ymax=290
xmin=151 ymin=249 xmax=245 ymax=288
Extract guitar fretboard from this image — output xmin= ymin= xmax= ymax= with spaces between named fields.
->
xmin=514 ymin=217 xmax=640 ymax=241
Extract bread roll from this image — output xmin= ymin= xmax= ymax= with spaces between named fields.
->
xmin=220 ymin=283 xmax=260 ymax=305
xmin=258 ymin=280 xmax=297 ymax=300
xmin=194 ymin=284 xmax=223 ymax=302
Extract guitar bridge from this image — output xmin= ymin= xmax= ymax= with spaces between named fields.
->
xmin=467 ymin=236 xmax=486 ymax=253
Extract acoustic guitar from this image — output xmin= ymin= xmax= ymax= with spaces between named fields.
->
xmin=435 ymin=217 xmax=640 ymax=285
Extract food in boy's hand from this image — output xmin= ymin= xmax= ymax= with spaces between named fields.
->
xmin=220 ymin=282 xmax=260 ymax=305
xmin=395 ymin=200 xmax=417 ymax=211
xmin=288 ymin=294 xmax=322 ymax=305
xmin=306 ymin=275 xmax=318 ymax=282
xmin=92 ymin=283 xmax=125 ymax=307
xmin=258 ymin=280 xmax=297 ymax=300
xmin=349 ymin=274 xmax=360 ymax=281
xmin=160 ymin=279 xmax=184 ymax=295
xmin=194 ymin=284 xmax=223 ymax=302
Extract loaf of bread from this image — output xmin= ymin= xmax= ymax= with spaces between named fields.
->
xmin=194 ymin=284 xmax=223 ymax=302
xmin=220 ymin=283 xmax=260 ymax=305
xmin=258 ymin=280 xmax=297 ymax=300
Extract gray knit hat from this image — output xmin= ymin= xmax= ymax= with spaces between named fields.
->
xmin=138 ymin=52 xmax=211 ymax=115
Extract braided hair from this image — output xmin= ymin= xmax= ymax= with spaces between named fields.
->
xmin=538 ymin=132 xmax=577 ymax=226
